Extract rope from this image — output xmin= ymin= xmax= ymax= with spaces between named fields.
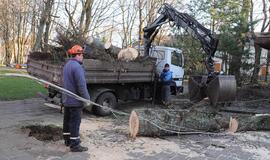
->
xmin=1 ymin=73 xmax=228 ymax=136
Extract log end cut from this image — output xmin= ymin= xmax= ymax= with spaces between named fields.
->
xmin=227 ymin=117 xmax=238 ymax=133
xmin=104 ymin=42 xmax=112 ymax=50
xmin=118 ymin=47 xmax=139 ymax=61
xmin=129 ymin=111 xmax=139 ymax=140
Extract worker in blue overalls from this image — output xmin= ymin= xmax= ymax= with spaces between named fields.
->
xmin=160 ymin=63 xmax=173 ymax=106
xmin=62 ymin=45 xmax=90 ymax=152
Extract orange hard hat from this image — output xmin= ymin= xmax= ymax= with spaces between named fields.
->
xmin=68 ymin=45 xmax=84 ymax=55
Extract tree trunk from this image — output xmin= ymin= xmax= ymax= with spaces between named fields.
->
xmin=3 ymin=22 xmax=11 ymax=66
xmin=130 ymin=108 xmax=270 ymax=137
xmin=265 ymin=50 xmax=270 ymax=82
xmin=224 ymin=52 xmax=228 ymax=74
xmin=251 ymin=0 xmax=267 ymax=83
xmin=30 ymin=2 xmax=37 ymax=49
xmin=264 ymin=2 xmax=270 ymax=82
xmin=16 ymin=11 xmax=23 ymax=64
xmin=33 ymin=0 xmax=54 ymax=51
xmin=138 ymin=0 xmax=143 ymax=51
xmin=251 ymin=44 xmax=262 ymax=83
xmin=104 ymin=42 xmax=121 ymax=59
xmin=43 ymin=12 xmax=52 ymax=52
xmin=229 ymin=53 xmax=242 ymax=84
xmin=83 ymin=0 xmax=93 ymax=37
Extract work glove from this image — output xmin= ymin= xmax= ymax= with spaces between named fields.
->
xmin=83 ymin=101 xmax=91 ymax=108
xmin=83 ymin=100 xmax=93 ymax=112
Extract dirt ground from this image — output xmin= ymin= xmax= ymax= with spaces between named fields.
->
xmin=0 ymin=95 xmax=270 ymax=160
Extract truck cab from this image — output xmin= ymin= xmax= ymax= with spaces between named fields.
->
xmin=139 ymin=46 xmax=185 ymax=93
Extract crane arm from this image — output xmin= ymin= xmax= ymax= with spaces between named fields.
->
xmin=143 ymin=3 xmax=219 ymax=75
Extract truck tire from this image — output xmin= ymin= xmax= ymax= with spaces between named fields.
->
xmin=93 ymin=92 xmax=117 ymax=116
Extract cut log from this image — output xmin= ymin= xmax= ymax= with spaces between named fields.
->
xmin=118 ymin=47 xmax=139 ymax=61
xmin=227 ymin=117 xmax=238 ymax=133
xmin=236 ymin=114 xmax=270 ymax=131
xmin=129 ymin=108 xmax=229 ymax=136
xmin=129 ymin=111 xmax=139 ymax=139
xmin=104 ymin=42 xmax=121 ymax=59
xmin=129 ymin=108 xmax=270 ymax=137
xmin=104 ymin=42 xmax=111 ymax=50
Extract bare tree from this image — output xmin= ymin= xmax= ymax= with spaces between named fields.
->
xmin=64 ymin=0 xmax=79 ymax=32
xmin=0 ymin=0 xmax=13 ymax=65
xmin=251 ymin=0 xmax=269 ymax=83
xmin=33 ymin=0 xmax=54 ymax=51
xmin=118 ymin=0 xmax=138 ymax=48
xmin=264 ymin=0 xmax=270 ymax=82
xmin=138 ymin=0 xmax=144 ymax=50
xmin=63 ymin=0 xmax=116 ymax=38
xmin=139 ymin=0 xmax=177 ymax=46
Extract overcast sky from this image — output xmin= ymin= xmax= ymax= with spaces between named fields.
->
xmin=54 ymin=0 xmax=269 ymax=47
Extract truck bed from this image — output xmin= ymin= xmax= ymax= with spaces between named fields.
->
xmin=27 ymin=58 xmax=156 ymax=86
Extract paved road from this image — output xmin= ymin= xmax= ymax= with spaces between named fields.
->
xmin=0 ymin=99 xmax=269 ymax=160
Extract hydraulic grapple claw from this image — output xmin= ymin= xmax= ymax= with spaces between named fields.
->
xmin=189 ymin=75 xmax=236 ymax=106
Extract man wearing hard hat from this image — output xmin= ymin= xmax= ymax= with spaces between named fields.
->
xmin=62 ymin=45 xmax=90 ymax=152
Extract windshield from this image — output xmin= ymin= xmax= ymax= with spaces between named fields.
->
xmin=149 ymin=50 xmax=165 ymax=60
xmin=171 ymin=51 xmax=183 ymax=67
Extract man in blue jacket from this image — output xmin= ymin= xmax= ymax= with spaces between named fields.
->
xmin=160 ymin=63 xmax=173 ymax=106
xmin=62 ymin=45 xmax=90 ymax=152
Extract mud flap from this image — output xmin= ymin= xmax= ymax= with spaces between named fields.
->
xmin=189 ymin=75 xmax=236 ymax=106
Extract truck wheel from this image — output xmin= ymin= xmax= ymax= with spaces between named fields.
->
xmin=93 ymin=92 xmax=117 ymax=116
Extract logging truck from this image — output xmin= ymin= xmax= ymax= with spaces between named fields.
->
xmin=27 ymin=3 xmax=237 ymax=116
xmin=27 ymin=46 xmax=184 ymax=116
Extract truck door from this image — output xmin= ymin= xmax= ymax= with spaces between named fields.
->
xmin=149 ymin=49 xmax=166 ymax=75
xmin=170 ymin=50 xmax=184 ymax=88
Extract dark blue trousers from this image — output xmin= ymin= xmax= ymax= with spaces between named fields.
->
xmin=63 ymin=107 xmax=82 ymax=148
xmin=161 ymin=84 xmax=171 ymax=103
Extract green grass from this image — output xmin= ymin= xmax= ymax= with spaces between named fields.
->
xmin=0 ymin=69 xmax=47 ymax=101
xmin=0 ymin=69 xmax=27 ymax=74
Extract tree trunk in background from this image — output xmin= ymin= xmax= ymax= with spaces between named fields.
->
xmin=229 ymin=0 xmax=251 ymax=85
xmin=16 ymin=12 xmax=23 ymax=64
xmin=4 ymin=34 xmax=11 ymax=66
xmin=138 ymin=0 xmax=143 ymax=51
xmin=83 ymin=0 xmax=94 ymax=37
xmin=251 ymin=0 xmax=267 ymax=84
xmin=3 ymin=21 xmax=11 ymax=65
xmin=264 ymin=1 xmax=270 ymax=82
xmin=265 ymin=45 xmax=268 ymax=83
xmin=223 ymin=52 xmax=228 ymax=74
xmin=229 ymin=54 xmax=242 ymax=84
xmin=251 ymin=44 xmax=262 ymax=83
xmin=33 ymin=0 xmax=54 ymax=51
xmin=30 ymin=2 xmax=37 ymax=49
xmin=43 ymin=13 xmax=52 ymax=52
